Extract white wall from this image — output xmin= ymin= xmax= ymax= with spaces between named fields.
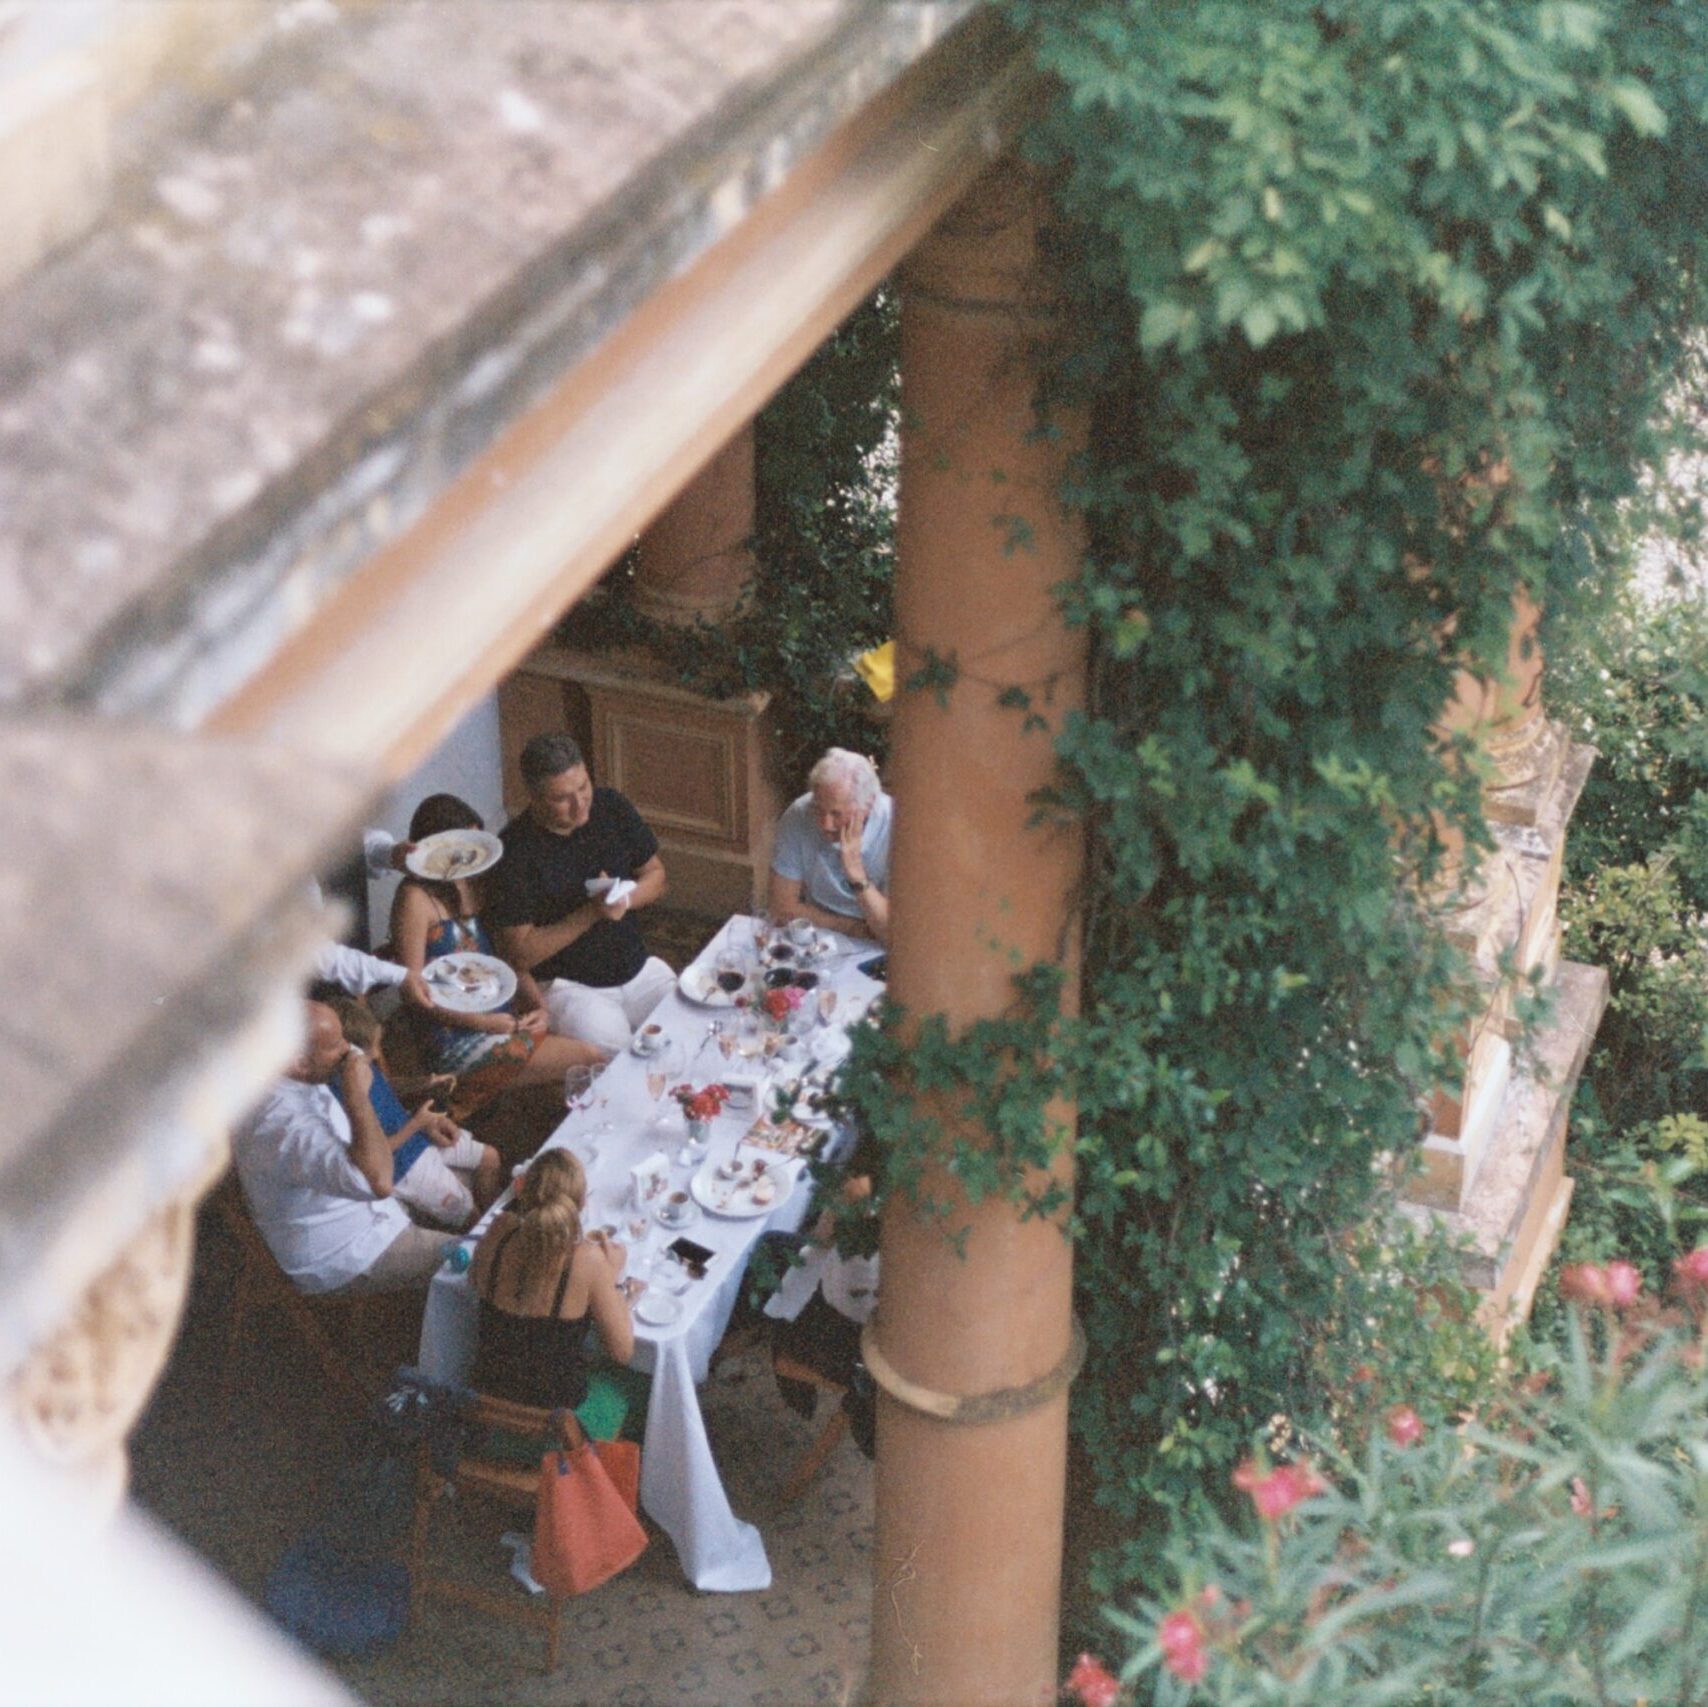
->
xmin=363 ymin=693 xmax=505 ymax=947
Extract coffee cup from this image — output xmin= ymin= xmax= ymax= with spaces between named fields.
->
xmin=787 ymin=916 xmax=815 ymax=948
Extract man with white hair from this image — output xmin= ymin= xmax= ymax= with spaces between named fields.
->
xmin=767 ymin=748 xmax=891 ymax=942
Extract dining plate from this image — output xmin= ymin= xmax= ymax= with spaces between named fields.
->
xmin=634 ymin=1292 xmax=683 ymax=1327
xmin=690 ymin=1161 xmax=793 ymax=1219
xmin=422 ymin=950 xmax=516 ymax=1014
xmin=677 ymin=964 xmax=743 ymax=1008
xmin=406 ymin=828 xmax=503 ymax=882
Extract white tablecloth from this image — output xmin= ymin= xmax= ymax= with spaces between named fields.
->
xmin=417 ymin=915 xmax=881 ymax=1591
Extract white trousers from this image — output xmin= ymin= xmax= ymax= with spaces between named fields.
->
xmin=544 ymin=957 xmax=675 ymax=1053
xmin=392 ymin=1129 xmax=487 ymax=1231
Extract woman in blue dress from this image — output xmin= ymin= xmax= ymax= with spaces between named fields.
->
xmin=390 ymin=794 xmax=606 ymax=1123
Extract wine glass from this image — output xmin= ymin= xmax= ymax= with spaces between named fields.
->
xmin=817 ymin=987 xmax=838 ymax=1027
xmin=750 ymin=910 xmax=774 ymax=960
xmin=714 ymin=947 xmax=746 ymax=1000
xmin=645 ymin=1039 xmax=683 ymax=1133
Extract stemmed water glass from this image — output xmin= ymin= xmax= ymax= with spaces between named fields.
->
xmin=645 ymin=1039 xmax=683 ymax=1136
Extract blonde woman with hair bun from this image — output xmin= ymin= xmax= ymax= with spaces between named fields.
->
xmin=470 ymin=1149 xmax=635 ymax=1423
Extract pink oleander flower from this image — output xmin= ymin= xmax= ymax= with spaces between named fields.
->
xmin=1673 ymin=1247 xmax=1708 ymax=1293
xmin=1385 ymin=1404 xmax=1425 ymax=1449
xmin=1561 ymin=1263 xmax=1611 ymax=1306
xmin=1562 ymin=1261 xmax=1645 ymax=1310
xmin=1233 ymin=1458 xmax=1327 ymax=1521
xmin=1157 ymin=1612 xmax=1208 ymax=1685
xmin=1570 ymin=1476 xmax=1594 ymax=1518
xmin=1064 ymin=1651 xmax=1123 ymax=1706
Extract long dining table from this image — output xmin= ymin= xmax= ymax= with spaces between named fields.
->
xmin=416 ymin=914 xmax=882 ymax=1592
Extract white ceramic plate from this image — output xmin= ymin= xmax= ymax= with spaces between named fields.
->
xmin=634 ymin=1292 xmax=683 ymax=1327
xmin=422 ymin=950 xmax=517 ymax=1014
xmin=690 ymin=1161 xmax=792 ymax=1219
xmin=677 ymin=964 xmax=743 ymax=1008
xmin=406 ymin=828 xmax=503 ymax=881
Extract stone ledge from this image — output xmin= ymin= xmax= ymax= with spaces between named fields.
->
xmin=0 ymin=715 xmax=375 ymax=1373
xmin=0 ymin=1 xmax=982 ymax=714
xmin=1401 ymin=959 xmax=1607 ymax=1312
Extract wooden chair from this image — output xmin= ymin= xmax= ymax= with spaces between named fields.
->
xmin=211 ymin=1173 xmax=381 ymax=1414
xmin=773 ymin=1349 xmax=849 ymax=1502
xmin=406 ymin=1394 xmax=587 ymax=1672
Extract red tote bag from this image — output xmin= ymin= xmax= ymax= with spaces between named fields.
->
xmin=532 ymin=1440 xmax=647 ymax=1598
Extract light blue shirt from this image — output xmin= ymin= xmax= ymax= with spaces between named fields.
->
xmin=770 ymin=790 xmax=893 ymax=920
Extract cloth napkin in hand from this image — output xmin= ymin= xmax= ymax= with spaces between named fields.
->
xmin=585 ymin=875 xmax=637 ymax=906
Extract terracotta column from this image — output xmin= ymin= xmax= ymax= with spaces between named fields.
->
xmin=631 ymin=423 xmax=757 ymax=626
xmin=868 ymin=161 xmax=1087 ymax=1707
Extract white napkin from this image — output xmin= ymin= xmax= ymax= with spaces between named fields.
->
xmin=630 ymin=1151 xmax=669 ymax=1210
xmin=585 ymin=875 xmax=637 ymax=905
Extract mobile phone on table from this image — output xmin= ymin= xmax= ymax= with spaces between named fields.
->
xmin=666 ymin=1236 xmax=715 ymax=1277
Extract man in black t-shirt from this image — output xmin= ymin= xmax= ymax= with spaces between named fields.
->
xmin=486 ymin=733 xmax=673 ymax=1052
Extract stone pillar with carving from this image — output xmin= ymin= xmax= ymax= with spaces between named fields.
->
xmin=866 ymin=161 xmax=1088 ymax=1707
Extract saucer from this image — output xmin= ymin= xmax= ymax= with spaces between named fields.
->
xmin=654 ymin=1198 xmax=701 ymax=1230
xmin=634 ymin=1292 xmax=683 ymax=1327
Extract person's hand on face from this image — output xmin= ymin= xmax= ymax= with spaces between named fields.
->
xmin=837 ymin=806 xmax=869 ymax=886
xmin=338 ymin=1045 xmax=374 ymax=1099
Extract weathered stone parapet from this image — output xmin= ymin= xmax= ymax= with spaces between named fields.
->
xmin=1401 ymin=959 xmax=1608 ymax=1342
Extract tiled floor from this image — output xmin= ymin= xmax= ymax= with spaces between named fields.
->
xmin=131 ymin=1208 xmax=874 ymax=1706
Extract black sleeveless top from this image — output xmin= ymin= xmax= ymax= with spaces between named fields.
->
xmin=470 ymin=1224 xmax=591 ymax=1410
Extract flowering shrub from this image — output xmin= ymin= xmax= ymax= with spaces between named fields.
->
xmin=1071 ymin=1251 xmax=1708 ymax=1704
xmin=671 ymin=1083 xmax=730 ymax=1123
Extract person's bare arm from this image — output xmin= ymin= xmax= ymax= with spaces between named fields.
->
xmin=836 ymin=812 xmax=888 ymax=943
xmin=497 ymin=907 xmax=601 ymax=975
xmin=577 ymin=1240 xmax=635 ymax=1366
xmin=393 ymin=884 xmax=515 ymax=1034
xmin=497 ymin=852 xmax=668 ymax=970
xmin=336 ymin=1050 xmax=394 ymax=1197
xmin=768 ymin=871 xmax=877 ymax=941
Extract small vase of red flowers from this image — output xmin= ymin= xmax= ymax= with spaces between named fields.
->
xmin=672 ymin=1082 xmax=730 ymax=1153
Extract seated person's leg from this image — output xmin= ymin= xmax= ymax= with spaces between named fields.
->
xmin=391 ymin=1145 xmax=476 ymax=1230
xmin=340 ymin=1223 xmax=458 ymax=1293
xmin=544 ymin=979 xmax=635 ymax=1053
xmin=619 ymin=957 xmax=676 ymax=1031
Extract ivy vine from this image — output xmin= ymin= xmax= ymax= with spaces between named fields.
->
xmin=827 ymin=0 xmax=1708 ymax=1618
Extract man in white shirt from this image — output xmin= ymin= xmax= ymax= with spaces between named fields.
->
xmin=767 ymin=748 xmax=892 ymax=943
xmin=233 ymin=1001 xmax=462 ymax=1293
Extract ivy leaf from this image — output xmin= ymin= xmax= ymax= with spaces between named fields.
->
xmin=1608 ymin=79 xmax=1667 ymax=138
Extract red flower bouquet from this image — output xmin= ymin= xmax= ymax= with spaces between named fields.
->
xmin=672 ymin=1083 xmax=731 ymax=1123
